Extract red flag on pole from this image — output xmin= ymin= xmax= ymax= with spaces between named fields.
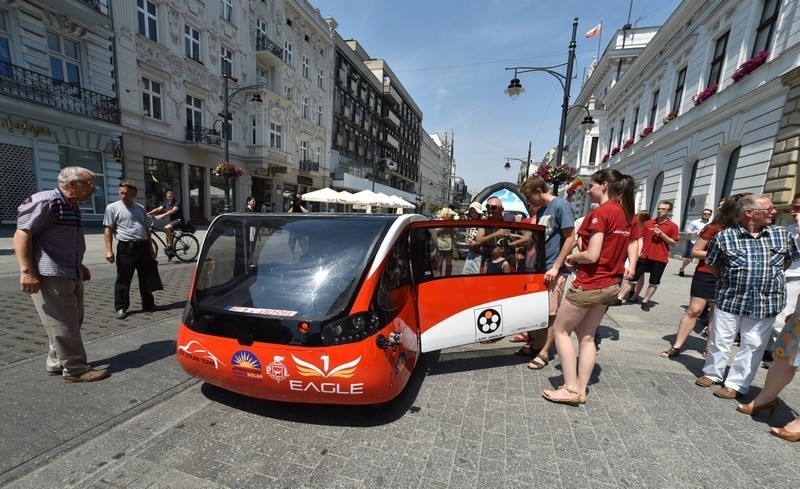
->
xmin=586 ymin=23 xmax=602 ymax=38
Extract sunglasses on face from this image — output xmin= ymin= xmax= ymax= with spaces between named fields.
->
xmin=486 ymin=205 xmax=501 ymax=211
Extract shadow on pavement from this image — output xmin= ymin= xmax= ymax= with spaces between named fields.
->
xmin=93 ymin=339 xmax=176 ymax=374
xmin=199 ymin=350 xmax=441 ymax=427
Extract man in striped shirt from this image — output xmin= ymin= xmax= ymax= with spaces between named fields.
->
xmin=14 ymin=166 xmax=109 ymax=383
xmin=696 ymin=194 xmax=800 ymax=399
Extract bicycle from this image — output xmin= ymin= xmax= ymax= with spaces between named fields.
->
xmin=149 ymin=218 xmax=200 ymax=262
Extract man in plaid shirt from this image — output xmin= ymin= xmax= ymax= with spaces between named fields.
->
xmin=696 ymin=194 xmax=800 ymax=399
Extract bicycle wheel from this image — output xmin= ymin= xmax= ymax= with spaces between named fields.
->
xmin=172 ymin=233 xmax=199 ymax=262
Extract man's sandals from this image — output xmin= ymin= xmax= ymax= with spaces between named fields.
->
xmin=509 ymin=332 xmax=531 ymax=343
xmin=527 ymin=353 xmax=549 ymax=370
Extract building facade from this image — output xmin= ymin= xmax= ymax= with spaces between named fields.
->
xmin=327 ymin=24 xmax=422 ymax=205
xmin=566 ymin=0 xmax=800 ymax=238
xmin=0 ymin=0 xmax=119 ymax=223
xmin=115 ymin=0 xmax=333 ymax=219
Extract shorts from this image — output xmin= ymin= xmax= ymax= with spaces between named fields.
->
xmin=631 ymin=258 xmax=667 ymax=285
xmin=683 ymin=241 xmax=695 ymax=258
xmin=690 ymin=270 xmax=716 ymax=300
xmin=564 ymin=284 xmax=620 ymax=309
xmin=548 ymin=273 xmax=568 ymax=316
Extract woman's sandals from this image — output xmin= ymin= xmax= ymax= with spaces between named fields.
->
xmin=526 ymin=353 xmax=549 ymax=370
xmin=660 ymin=347 xmax=681 ymax=358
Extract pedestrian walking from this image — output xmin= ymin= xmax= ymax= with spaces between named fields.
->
xmin=14 ymin=166 xmax=108 ymax=382
xmin=678 ymin=208 xmax=712 ymax=276
xmin=103 ymin=180 xmax=157 ymax=320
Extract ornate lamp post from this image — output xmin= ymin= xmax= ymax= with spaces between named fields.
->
xmin=503 ymin=141 xmax=534 ymax=184
xmin=221 ymin=74 xmax=262 ymax=212
xmin=505 ymin=18 xmax=579 ymax=178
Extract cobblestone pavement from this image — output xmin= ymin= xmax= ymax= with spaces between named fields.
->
xmin=1 ymin=226 xmax=799 ymax=488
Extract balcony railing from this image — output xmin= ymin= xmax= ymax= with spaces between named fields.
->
xmin=299 ymin=160 xmax=320 ymax=172
xmin=185 ymin=126 xmax=222 ymax=147
xmin=255 ymin=35 xmax=284 ymax=60
xmin=0 ymin=62 xmax=119 ymax=124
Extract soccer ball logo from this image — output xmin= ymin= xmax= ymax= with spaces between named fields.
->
xmin=477 ymin=308 xmax=501 ymax=334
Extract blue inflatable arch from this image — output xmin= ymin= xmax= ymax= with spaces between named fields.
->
xmin=472 ymin=182 xmax=529 ymax=218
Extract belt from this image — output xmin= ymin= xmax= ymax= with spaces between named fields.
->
xmin=118 ymin=240 xmax=149 ymax=249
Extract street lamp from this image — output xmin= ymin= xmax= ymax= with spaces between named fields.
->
xmin=221 ymin=74 xmax=262 ymax=212
xmin=503 ymin=141 xmax=533 ymax=183
xmin=505 ymin=17 xmax=579 ymax=182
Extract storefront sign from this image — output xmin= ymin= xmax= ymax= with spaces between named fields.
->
xmin=1 ymin=119 xmax=52 ymax=136
xmin=254 ymin=168 xmax=270 ymax=176
xmin=297 ymin=176 xmax=313 ymax=185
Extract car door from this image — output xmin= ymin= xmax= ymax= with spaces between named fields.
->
xmin=409 ymin=219 xmax=550 ymax=353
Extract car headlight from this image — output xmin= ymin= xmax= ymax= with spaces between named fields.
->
xmin=321 ymin=312 xmax=381 ymax=345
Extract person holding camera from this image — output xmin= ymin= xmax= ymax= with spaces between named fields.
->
xmin=287 ymin=193 xmax=308 ymax=214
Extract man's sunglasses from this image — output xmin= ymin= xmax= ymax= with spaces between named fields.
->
xmin=486 ymin=205 xmax=501 ymax=211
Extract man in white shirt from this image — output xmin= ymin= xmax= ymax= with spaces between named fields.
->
xmin=679 ymin=208 xmax=712 ymax=276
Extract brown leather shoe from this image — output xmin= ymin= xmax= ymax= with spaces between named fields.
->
xmin=695 ymin=375 xmax=718 ymax=387
xmin=63 ymin=368 xmax=109 ymax=383
xmin=714 ymin=386 xmax=739 ymax=399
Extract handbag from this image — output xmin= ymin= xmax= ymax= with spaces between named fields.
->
xmin=147 ymin=260 xmax=164 ymax=292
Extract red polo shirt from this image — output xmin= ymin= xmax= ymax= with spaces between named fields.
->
xmin=640 ymin=218 xmax=679 ymax=263
xmin=574 ymin=200 xmax=632 ymax=290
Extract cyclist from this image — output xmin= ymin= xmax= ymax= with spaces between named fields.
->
xmin=147 ymin=189 xmax=184 ymax=253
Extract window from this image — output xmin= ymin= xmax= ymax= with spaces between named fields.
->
xmin=137 ymin=0 xmax=158 ymax=42
xmin=221 ymin=46 xmax=232 ymax=76
xmin=185 ymin=95 xmax=202 ymax=140
xmin=284 ymin=86 xmax=292 ymax=101
xmin=315 ymin=147 xmax=321 ymax=164
xmin=257 ymin=67 xmax=269 ymax=88
xmin=649 ymin=90 xmax=659 ymax=127
xmin=608 ymin=128 xmax=614 ymax=151
xmin=648 ymin=171 xmax=665 ymax=215
xmin=301 ymin=96 xmax=308 ymax=119
xmin=618 ymin=119 xmax=625 ymax=146
xmin=754 ymin=0 xmax=780 ymax=55
xmin=673 ymin=68 xmax=686 ymax=115
xmin=708 ymin=32 xmax=729 ymax=87
xmin=184 ymin=25 xmax=200 ymax=62
xmin=221 ymin=0 xmax=232 ymax=22
xmin=142 ymin=77 xmax=162 ymax=120
xmin=283 ymin=41 xmax=293 ymax=65
xmin=256 ymin=18 xmax=267 ymax=38
xmin=59 ymin=147 xmax=106 ymax=214
xmin=317 ymin=105 xmax=323 ymax=126
xmin=251 ymin=116 xmax=257 ymax=145
xmin=588 ymin=137 xmax=599 ymax=164
xmin=720 ymin=147 xmax=740 ymax=198
xmin=300 ymin=140 xmax=308 ymax=161
xmin=681 ymin=160 xmax=699 ymax=230
xmin=632 ymin=107 xmax=640 ymax=138
xmin=269 ymin=122 xmax=282 ymax=149
xmin=0 ymin=11 xmax=10 ymax=74
xmin=302 ymin=56 xmax=309 ymax=78
xmin=317 ymin=67 xmax=323 ymax=88
xmin=47 ymin=32 xmax=80 ymax=85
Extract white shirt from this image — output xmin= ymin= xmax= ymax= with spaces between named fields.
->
xmin=786 ymin=223 xmax=800 ymax=278
xmin=685 ymin=218 xmax=708 ymax=244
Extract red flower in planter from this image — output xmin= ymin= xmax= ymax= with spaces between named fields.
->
xmin=732 ymin=50 xmax=770 ymax=83
xmin=693 ymin=84 xmax=719 ymax=106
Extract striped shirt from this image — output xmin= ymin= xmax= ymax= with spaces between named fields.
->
xmin=16 ymin=188 xmax=86 ymax=279
xmin=706 ymin=224 xmax=800 ymax=318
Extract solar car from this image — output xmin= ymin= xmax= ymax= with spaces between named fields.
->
xmin=176 ymin=213 xmax=549 ymax=405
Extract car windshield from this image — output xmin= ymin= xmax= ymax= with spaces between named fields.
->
xmin=193 ymin=215 xmax=389 ymax=319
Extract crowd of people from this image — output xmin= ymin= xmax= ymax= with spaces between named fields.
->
xmin=12 ymin=167 xmax=800 ymax=441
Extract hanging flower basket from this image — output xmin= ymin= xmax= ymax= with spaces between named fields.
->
xmin=639 ymin=126 xmax=653 ymax=139
xmin=693 ymin=84 xmax=719 ymax=106
xmin=212 ymin=161 xmax=244 ymax=180
xmin=535 ymin=163 xmax=577 ymax=186
xmin=622 ymin=138 xmax=634 ymax=150
xmin=732 ymin=50 xmax=769 ymax=83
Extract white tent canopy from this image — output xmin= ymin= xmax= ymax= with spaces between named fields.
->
xmin=351 ymin=189 xmax=383 ymax=206
xmin=387 ymin=195 xmax=415 ymax=208
xmin=302 ymin=187 xmax=348 ymax=203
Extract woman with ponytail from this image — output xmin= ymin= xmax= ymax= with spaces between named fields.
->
xmin=542 ymin=169 xmax=638 ymax=405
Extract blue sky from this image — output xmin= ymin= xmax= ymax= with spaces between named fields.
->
xmin=318 ymin=0 xmax=682 ymax=192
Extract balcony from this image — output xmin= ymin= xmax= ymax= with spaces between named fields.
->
xmin=38 ymin=0 xmax=110 ymax=25
xmin=255 ymin=35 xmax=284 ymax=67
xmin=298 ymin=160 xmax=320 ymax=172
xmin=381 ymin=108 xmax=400 ymax=129
xmin=185 ymin=126 xmax=222 ymax=147
xmin=0 ymin=62 xmax=118 ymax=124
xmin=382 ymin=84 xmax=401 ymax=106
xmin=381 ymin=133 xmax=399 ymax=150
